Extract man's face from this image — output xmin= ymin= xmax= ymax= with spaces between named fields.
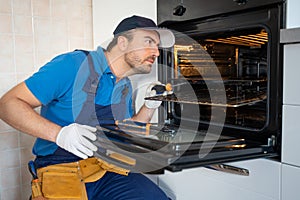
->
xmin=124 ymin=29 xmax=160 ymax=74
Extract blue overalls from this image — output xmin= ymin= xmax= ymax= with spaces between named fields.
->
xmin=33 ymin=50 xmax=169 ymax=200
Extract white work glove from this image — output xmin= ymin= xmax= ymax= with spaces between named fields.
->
xmin=56 ymin=123 xmax=98 ymax=159
xmin=144 ymin=81 xmax=165 ymax=109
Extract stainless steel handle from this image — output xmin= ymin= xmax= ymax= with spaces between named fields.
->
xmin=206 ymin=164 xmax=250 ymax=176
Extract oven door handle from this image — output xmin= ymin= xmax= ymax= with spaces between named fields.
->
xmin=205 ymin=164 xmax=249 ymax=176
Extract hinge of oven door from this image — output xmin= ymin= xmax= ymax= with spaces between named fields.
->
xmin=267 ymin=135 xmax=276 ymax=147
xmin=205 ymin=164 xmax=249 ymax=176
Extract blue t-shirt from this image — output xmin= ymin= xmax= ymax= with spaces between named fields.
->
xmin=25 ymin=47 xmax=133 ymax=156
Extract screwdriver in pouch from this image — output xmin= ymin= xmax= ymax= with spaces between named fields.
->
xmin=28 ymin=160 xmax=43 ymax=198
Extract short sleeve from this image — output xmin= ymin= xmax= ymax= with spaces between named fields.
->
xmin=25 ymin=53 xmax=78 ymax=105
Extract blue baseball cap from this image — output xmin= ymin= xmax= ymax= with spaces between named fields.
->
xmin=113 ymin=15 xmax=175 ymax=48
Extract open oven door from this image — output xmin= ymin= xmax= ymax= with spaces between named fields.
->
xmin=93 ymin=120 xmax=278 ymax=173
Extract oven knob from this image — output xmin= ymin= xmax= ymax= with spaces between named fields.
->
xmin=173 ymin=5 xmax=186 ymax=16
xmin=233 ymin=0 xmax=248 ymax=5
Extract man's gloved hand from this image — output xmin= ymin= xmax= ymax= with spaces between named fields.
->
xmin=56 ymin=123 xmax=98 ymax=159
xmin=144 ymin=81 xmax=164 ymax=109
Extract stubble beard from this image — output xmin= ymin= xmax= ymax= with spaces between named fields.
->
xmin=124 ymin=52 xmax=152 ymax=74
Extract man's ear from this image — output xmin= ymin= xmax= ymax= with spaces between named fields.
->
xmin=117 ymin=36 xmax=128 ymax=51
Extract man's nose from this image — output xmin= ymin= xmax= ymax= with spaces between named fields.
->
xmin=152 ymin=46 xmax=160 ymax=57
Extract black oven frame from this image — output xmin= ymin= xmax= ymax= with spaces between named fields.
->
xmin=157 ymin=0 xmax=284 ymax=146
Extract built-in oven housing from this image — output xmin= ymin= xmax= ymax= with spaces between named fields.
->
xmin=158 ymin=0 xmax=284 ymax=139
xmin=95 ymin=0 xmax=285 ymax=173
xmin=155 ymin=0 xmax=284 ymax=170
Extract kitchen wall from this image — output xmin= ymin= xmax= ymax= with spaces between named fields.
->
xmin=0 ymin=0 xmax=93 ymax=199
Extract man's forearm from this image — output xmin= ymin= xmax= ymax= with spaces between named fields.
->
xmin=0 ymin=97 xmax=60 ymax=142
xmin=131 ymin=104 xmax=156 ymax=123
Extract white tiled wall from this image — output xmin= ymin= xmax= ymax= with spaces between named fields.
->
xmin=0 ymin=0 xmax=93 ymax=199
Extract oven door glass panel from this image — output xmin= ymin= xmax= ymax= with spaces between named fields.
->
xmin=95 ymin=124 xmax=276 ymax=172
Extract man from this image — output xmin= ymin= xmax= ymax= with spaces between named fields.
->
xmin=0 ymin=15 xmax=175 ymax=199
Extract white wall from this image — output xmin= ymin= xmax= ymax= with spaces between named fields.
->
xmin=92 ymin=0 xmax=157 ymax=48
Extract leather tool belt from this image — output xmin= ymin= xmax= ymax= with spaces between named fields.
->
xmin=31 ymin=157 xmax=130 ymax=199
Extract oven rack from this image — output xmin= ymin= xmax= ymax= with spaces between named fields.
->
xmin=145 ymin=90 xmax=266 ymax=107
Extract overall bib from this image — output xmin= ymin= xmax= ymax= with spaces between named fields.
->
xmin=32 ymin=50 xmax=169 ymax=200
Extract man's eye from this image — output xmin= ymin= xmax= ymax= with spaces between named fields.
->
xmin=145 ymin=39 xmax=153 ymax=45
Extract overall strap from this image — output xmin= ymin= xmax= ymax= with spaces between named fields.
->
xmin=75 ymin=49 xmax=131 ymax=126
xmin=74 ymin=50 xmax=101 ymax=126
xmin=78 ymin=50 xmax=99 ymax=95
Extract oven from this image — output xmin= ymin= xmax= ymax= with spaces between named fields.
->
xmin=94 ymin=0 xmax=285 ymax=173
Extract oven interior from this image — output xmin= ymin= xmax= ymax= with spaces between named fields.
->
xmin=157 ymin=27 xmax=269 ymax=132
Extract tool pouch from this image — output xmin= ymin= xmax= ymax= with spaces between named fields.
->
xmin=42 ymin=171 xmax=86 ymax=199
xmin=36 ymin=164 xmax=88 ymax=200
xmin=32 ymin=157 xmax=131 ymax=199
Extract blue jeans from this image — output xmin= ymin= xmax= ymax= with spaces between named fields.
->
xmin=86 ymin=172 xmax=168 ymax=200
xmin=34 ymin=148 xmax=169 ymax=200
